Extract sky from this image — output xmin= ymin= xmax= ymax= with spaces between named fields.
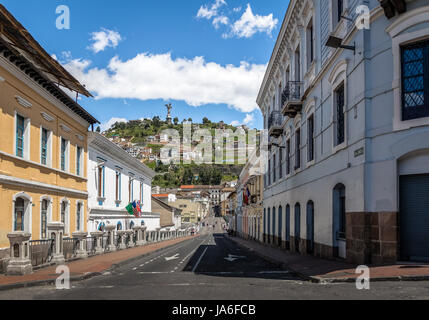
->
xmin=2 ymin=0 xmax=290 ymax=130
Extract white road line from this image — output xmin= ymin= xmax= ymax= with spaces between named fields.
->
xmin=192 ymin=247 xmax=208 ymax=273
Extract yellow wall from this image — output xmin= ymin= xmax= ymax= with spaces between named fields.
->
xmin=0 ymin=62 xmax=90 ymax=248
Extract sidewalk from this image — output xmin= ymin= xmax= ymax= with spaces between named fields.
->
xmin=228 ymin=236 xmax=429 ymax=283
xmin=0 ymin=235 xmax=195 ymax=291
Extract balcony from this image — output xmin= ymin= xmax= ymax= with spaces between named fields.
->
xmin=281 ymin=81 xmax=303 ymax=118
xmin=268 ymin=111 xmax=283 ymax=138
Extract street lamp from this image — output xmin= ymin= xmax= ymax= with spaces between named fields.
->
xmin=325 ymin=35 xmax=355 ymax=54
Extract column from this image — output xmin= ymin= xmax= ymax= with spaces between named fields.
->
xmin=48 ymin=222 xmax=65 ymax=265
xmin=6 ymin=232 xmax=33 ymax=276
xmin=105 ymin=224 xmax=117 ymax=252
xmin=90 ymin=231 xmax=104 ymax=255
xmin=127 ymin=230 xmax=135 ymax=248
xmin=72 ymin=231 xmax=88 ymax=259
xmin=117 ymin=230 xmax=128 ymax=250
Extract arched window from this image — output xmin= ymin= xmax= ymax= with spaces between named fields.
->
xmin=267 ymin=208 xmax=271 ymax=243
xmin=130 ymin=221 xmax=135 ymax=229
xmin=333 ymin=184 xmax=346 ymax=259
xmin=98 ymin=222 xmax=105 ymax=232
xmin=278 ymin=206 xmax=283 ymax=247
xmin=41 ymin=199 xmax=49 ymax=238
xmin=117 ymin=222 xmax=122 ymax=231
xmin=141 ymin=220 xmax=145 ymax=226
xmin=286 ymin=204 xmax=291 ymax=250
xmin=272 ymin=207 xmax=276 ymax=240
xmin=294 ymin=203 xmax=301 ymax=253
xmin=306 ymin=201 xmax=315 ymax=254
xmin=14 ymin=198 xmax=25 ymax=231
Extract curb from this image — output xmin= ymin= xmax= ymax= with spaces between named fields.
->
xmin=226 ymin=236 xmax=429 ymax=284
xmin=0 ymin=236 xmax=197 ymax=292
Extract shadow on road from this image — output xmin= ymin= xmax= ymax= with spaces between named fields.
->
xmin=182 ymin=233 xmax=299 ymax=281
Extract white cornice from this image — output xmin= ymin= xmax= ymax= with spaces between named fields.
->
xmin=0 ymin=174 xmax=88 ymax=197
xmin=60 ymin=124 xmax=72 ymax=133
xmin=15 ymin=95 xmax=32 ymax=108
xmin=41 ymin=111 xmax=54 ymax=122
xmin=0 ymin=55 xmax=91 ymax=128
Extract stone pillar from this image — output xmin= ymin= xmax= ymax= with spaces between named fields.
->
xmin=133 ymin=226 xmax=143 ymax=246
xmin=156 ymin=228 xmax=161 ymax=242
xmin=117 ymin=231 xmax=128 ymax=250
xmin=6 ymin=232 xmax=32 ymax=275
xmin=48 ymin=222 xmax=65 ymax=265
xmin=166 ymin=228 xmax=170 ymax=240
xmin=72 ymin=232 xmax=88 ymax=259
xmin=141 ymin=227 xmax=147 ymax=245
xmin=91 ymin=231 xmax=104 ymax=255
xmin=105 ymin=224 xmax=117 ymax=252
xmin=127 ymin=230 xmax=135 ymax=248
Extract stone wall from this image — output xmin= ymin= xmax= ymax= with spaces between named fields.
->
xmin=346 ymin=212 xmax=398 ymax=265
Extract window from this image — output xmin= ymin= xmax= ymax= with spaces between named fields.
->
xmin=76 ymin=146 xmax=82 ymax=176
xmin=116 ymin=171 xmax=121 ymax=201
xmin=273 ymin=154 xmax=276 ymax=183
xmin=295 ymin=47 xmax=301 ymax=81
xmin=129 ymin=177 xmax=134 ymax=202
xmin=61 ymin=201 xmax=68 ymax=233
xmin=279 ymin=148 xmax=283 ymax=179
xmin=401 ymin=40 xmax=429 ymax=121
xmin=268 ymin=159 xmax=271 ymax=185
xmin=140 ymin=182 xmax=144 ymax=202
xmin=41 ymin=128 xmax=48 ymax=165
xmin=41 ymin=199 xmax=48 ymax=238
xmin=278 ymin=83 xmax=282 ymax=110
xmin=60 ymin=138 xmax=68 ymax=171
xmin=295 ymin=129 xmax=301 ymax=170
xmin=97 ymin=166 xmax=105 ymax=198
xmin=76 ymin=203 xmax=82 ymax=231
xmin=16 ymin=115 xmax=25 ymax=158
xmin=308 ymin=115 xmax=315 ymax=162
xmin=14 ymin=198 xmax=25 ymax=231
xmin=307 ymin=19 xmax=314 ymax=68
xmin=286 ymin=139 xmax=291 ymax=175
xmin=333 ymin=0 xmax=344 ymax=27
xmin=335 ymin=85 xmax=345 ymax=146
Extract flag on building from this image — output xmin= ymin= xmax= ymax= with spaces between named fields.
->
xmin=126 ymin=203 xmax=134 ymax=215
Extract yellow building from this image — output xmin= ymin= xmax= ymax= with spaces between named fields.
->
xmin=0 ymin=6 xmax=98 ymax=258
xmin=171 ymin=198 xmax=203 ymax=224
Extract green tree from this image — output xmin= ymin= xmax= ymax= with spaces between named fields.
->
xmin=174 ymin=117 xmax=179 ymax=125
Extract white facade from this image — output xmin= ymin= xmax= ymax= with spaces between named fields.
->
xmin=87 ymin=132 xmax=158 ymax=232
xmin=258 ymin=0 xmax=429 ymax=264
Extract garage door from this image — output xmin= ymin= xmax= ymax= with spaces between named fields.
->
xmin=400 ymin=174 xmax=429 ymax=262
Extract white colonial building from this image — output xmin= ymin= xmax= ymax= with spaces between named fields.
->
xmin=259 ymin=0 xmax=429 ymax=264
xmin=87 ymin=132 xmax=159 ymax=232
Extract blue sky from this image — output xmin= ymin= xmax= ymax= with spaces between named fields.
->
xmin=2 ymin=0 xmax=290 ymax=130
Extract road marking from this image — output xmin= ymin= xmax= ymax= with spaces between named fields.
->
xmin=224 ymin=254 xmax=246 ymax=262
xmin=165 ymin=253 xmax=180 ymax=261
xmin=192 ymin=247 xmax=208 ymax=273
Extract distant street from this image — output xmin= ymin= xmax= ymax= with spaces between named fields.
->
xmin=0 ymin=217 xmax=428 ymax=300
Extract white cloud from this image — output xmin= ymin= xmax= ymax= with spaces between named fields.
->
xmin=230 ymin=113 xmax=255 ymax=127
xmin=243 ymin=113 xmax=254 ymax=125
xmin=100 ymin=117 xmax=128 ymax=132
xmin=213 ymin=15 xmax=229 ymax=29
xmin=197 ymin=0 xmax=227 ymax=20
xmin=229 ymin=4 xmax=278 ymax=38
xmin=63 ymin=53 xmax=266 ymax=113
xmin=197 ymin=2 xmax=278 ymax=39
xmin=88 ymin=28 xmax=122 ymax=53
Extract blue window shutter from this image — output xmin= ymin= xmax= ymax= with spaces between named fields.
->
xmin=102 ymin=166 xmax=105 ymax=197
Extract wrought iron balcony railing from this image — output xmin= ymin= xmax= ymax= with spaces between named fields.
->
xmin=281 ymin=81 xmax=303 ymax=117
xmin=268 ymin=111 xmax=283 ymax=138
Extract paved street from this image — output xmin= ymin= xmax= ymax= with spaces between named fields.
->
xmin=0 ymin=217 xmax=428 ymax=300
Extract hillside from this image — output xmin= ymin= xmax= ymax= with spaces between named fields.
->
xmin=103 ymin=117 xmax=248 ymax=187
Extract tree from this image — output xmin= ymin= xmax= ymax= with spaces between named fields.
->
xmin=152 ymin=116 xmax=161 ymax=128
xmin=96 ymin=126 xmax=101 ymax=133
xmin=188 ymin=118 xmax=192 ymax=122
xmin=174 ymin=117 xmax=179 ymax=125
xmin=203 ymin=117 xmax=211 ymax=125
